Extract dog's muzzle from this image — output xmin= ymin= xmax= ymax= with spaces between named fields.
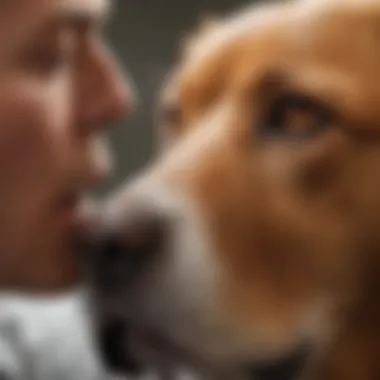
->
xmin=88 ymin=199 xmax=311 ymax=379
xmin=96 ymin=316 xmax=311 ymax=380
xmin=89 ymin=204 xmax=170 ymax=375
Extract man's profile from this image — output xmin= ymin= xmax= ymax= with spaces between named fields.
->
xmin=0 ymin=1 xmax=133 ymax=379
xmin=0 ymin=0 xmax=131 ymax=292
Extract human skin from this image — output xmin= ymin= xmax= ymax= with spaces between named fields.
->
xmin=0 ymin=0 xmax=133 ymax=293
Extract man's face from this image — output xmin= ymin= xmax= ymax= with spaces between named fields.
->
xmin=0 ymin=0 xmax=131 ymax=293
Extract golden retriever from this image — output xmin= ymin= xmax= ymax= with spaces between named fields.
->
xmin=91 ymin=0 xmax=380 ymax=379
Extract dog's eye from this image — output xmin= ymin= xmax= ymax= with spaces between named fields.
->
xmin=261 ymin=94 xmax=333 ymax=139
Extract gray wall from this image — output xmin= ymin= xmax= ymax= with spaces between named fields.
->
xmin=97 ymin=0 xmax=249 ymax=195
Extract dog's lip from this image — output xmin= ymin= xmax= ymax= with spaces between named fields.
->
xmin=133 ymin=326 xmax=208 ymax=370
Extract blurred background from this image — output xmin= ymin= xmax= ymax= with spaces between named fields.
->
xmin=0 ymin=1 xmax=249 ymax=379
xmin=99 ymin=0 xmax=248 ymax=195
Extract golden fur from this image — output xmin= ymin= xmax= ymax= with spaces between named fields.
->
xmin=154 ymin=0 xmax=380 ymax=378
xmin=102 ymin=0 xmax=380 ymax=378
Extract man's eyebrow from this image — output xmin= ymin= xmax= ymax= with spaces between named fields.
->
xmin=36 ymin=2 xmax=112 ymax=37
xmin=47 ymin=8 xmax=110 ymax=32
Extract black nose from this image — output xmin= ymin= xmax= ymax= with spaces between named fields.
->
xmin=95 ymin=210 xmax=167 ymax=292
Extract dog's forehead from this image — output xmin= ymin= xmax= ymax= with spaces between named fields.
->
xmin=176 ymin=1 xmax=324 ymax=76
xmin=161 ymin=0 xmax=380 ymax=123
xmin=160 ymin=2 xmax=291 ymax=102
xmin=180 ymin=0 xmax=378 ymax=71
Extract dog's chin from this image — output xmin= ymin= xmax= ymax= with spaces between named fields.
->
xmin=134 ymin=332 xmax=311 ymax=379
xmin=97 ymin=318 xmax=213 ymax=377
xmin=112 ymin=331 xmax=241 ymax=378
xmin=99 ymin=319 xmax=312 ymax=379
xmin=131 ymin=328 xmax=211 ymax=374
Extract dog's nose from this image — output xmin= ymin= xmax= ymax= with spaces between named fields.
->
xmin=95 ymin=209 xmax=167 ymax=292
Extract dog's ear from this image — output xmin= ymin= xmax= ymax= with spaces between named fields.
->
xmin=196 ymin=13 xmax=221 ymax=33
xmin=360 ymin=0 xmax=380 ymax=32
xmin=337 ymin=0 xmax=380 ymax=22
xmin=179 ymin=13 xmax=221 ymax=59
xmin=345 ymin=0 xmax=380 ymax=50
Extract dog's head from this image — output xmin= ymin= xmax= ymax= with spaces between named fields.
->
xmin=91 ymin=0 xmax=380 ymax=375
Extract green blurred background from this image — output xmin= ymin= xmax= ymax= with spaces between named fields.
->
xmin=98 ymin=0 xmax=249 ymax=195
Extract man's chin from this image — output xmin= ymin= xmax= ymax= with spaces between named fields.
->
xmin=9 ymin=246 xmax=84 ymax=296
xmin=33 ymin=269 xmax=82 ymax=295
xmin=15 ymin=271 xmax=81 ymax=296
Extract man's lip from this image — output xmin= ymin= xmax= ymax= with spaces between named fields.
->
xmin=58 ymin=192 xmax=80 ymax=221
xmin=58 ymin=193 xmax=101 ymax=230
xmin=75 ymin=197 xmax=102 ymax=230
xmin=58 ymin=195 xmax=103 ymax=263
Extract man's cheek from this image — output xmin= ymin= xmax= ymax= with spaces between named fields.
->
xmin=0 ymin=93 xmax=43 ymax=161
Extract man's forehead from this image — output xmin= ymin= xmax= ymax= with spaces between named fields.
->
xmin=3 ymin=0 xmax=111 ymax=26
xmin=0 ymin=0 xmax=112 ymax=60
xmin=39 ymin=0 xmax=112 ymax=29
xmin=57 ymin=0 xmax=111 ymax=19
xmin=4 ymin=0 xmax=110 ymax=11
xmin=46 ymin=0 xmax=112 ymax=34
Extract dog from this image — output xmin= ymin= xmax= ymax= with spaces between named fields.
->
xmin=88 ymin=0 xmax=380 ymax=378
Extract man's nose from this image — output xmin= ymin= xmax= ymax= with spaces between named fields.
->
xmin=94 ymin=208 xmax=167 ymax=292
xmin=77 ymin=42 xmax=137 ymax=132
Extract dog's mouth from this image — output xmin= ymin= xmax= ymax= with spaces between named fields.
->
xmin=97 ymin=319 xmax=208 ymax=376
xmin=97 ymin=318 xmax=311 ymax=379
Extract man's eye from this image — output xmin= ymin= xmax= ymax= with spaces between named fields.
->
xmin=28 ymin=48 xmax=73 ymax=73
xmin=22 ymin=34 xmax=76 ymax=75
xmin=260 ymin=94 xmax=334 ymax=140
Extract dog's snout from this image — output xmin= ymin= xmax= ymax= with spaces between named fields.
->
xmin=95 ymin=208 xmax=167 ymax=291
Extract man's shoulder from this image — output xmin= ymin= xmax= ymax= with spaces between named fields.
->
xmin=0 ymin=293 xmax=101 ymax=380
